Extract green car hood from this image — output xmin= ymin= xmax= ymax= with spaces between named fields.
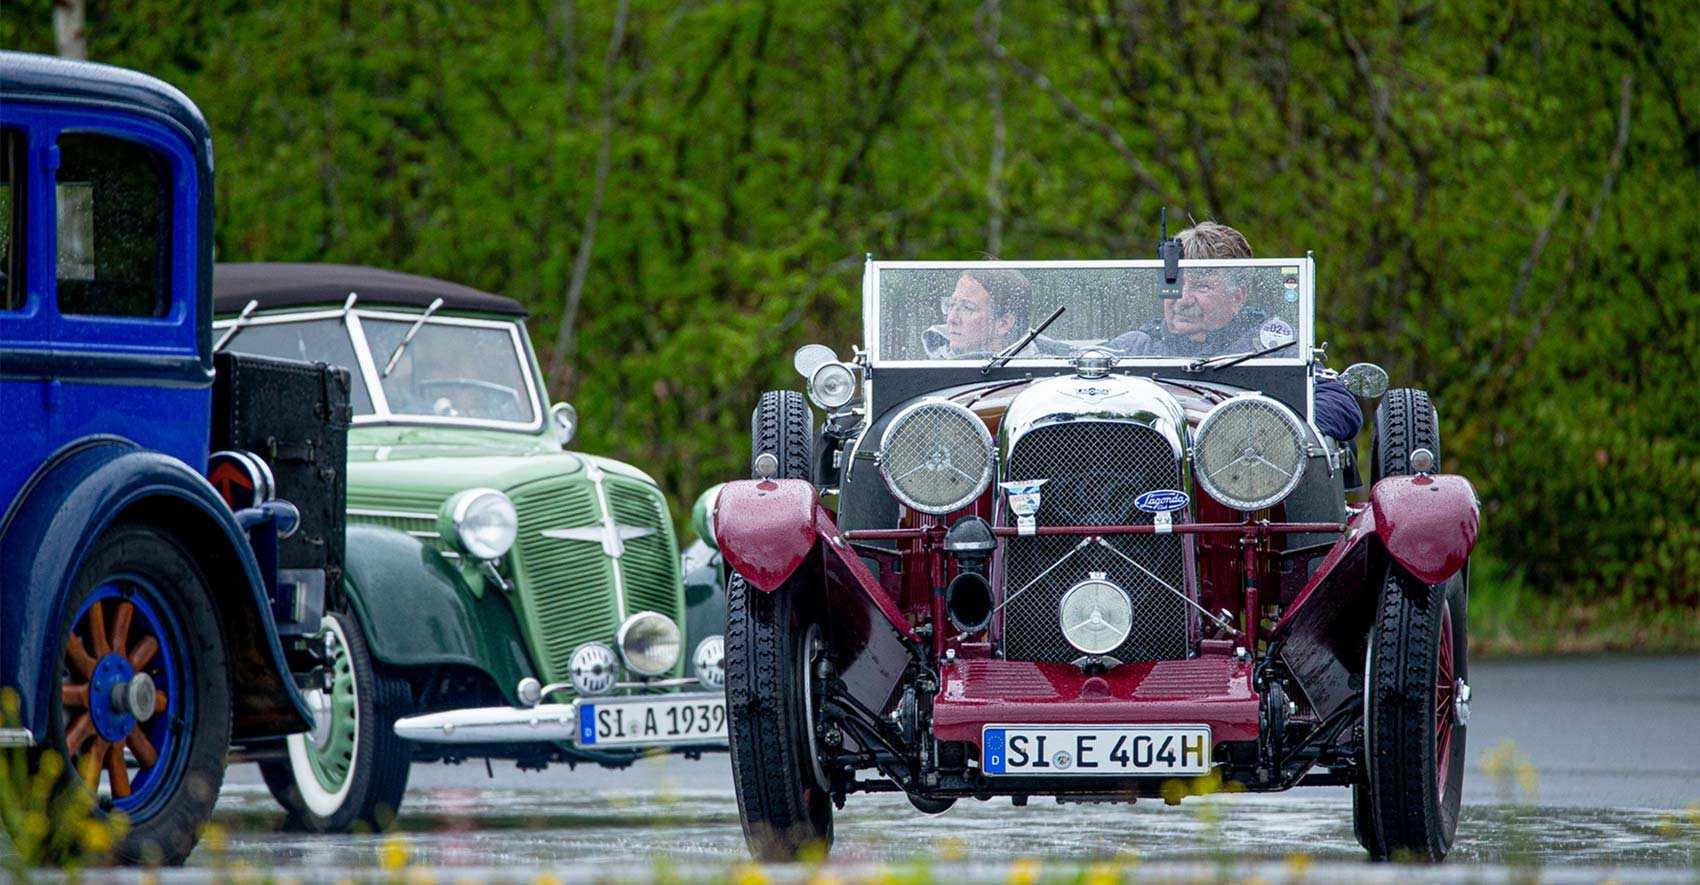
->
xmin=347 ymin=425 xmax=659 ymax=497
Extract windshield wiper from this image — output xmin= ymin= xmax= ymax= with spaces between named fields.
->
xmin=381 ymin=297 xmax=445 ymax=377
xmin=1186 ymin=338 xmax=1296 ymax=373
xmin=213 ymin=299 xmax=258 ymax=353
xmin=982 ymin=306 xmax=1066 ymax=375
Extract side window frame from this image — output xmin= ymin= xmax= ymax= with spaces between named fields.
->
xmin=0 ymin=126 xmax=25 ymax=313
xmin=0 ymin=101 xmax=198 ymax=361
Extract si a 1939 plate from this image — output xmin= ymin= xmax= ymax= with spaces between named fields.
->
xmin=575 ymin=693 xmax=726 ymax=747
xmin=982 ymin=725 xmax=1211 ymax=776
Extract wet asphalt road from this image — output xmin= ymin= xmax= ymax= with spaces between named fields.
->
xmin=49 ymin=655 xmax=1700 ymax=878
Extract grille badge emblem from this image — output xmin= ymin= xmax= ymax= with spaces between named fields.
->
xmin=1000 ymin=480 xmax=1047 ymax=536
xmin=541 ymin=525 xmax=654 ymax=558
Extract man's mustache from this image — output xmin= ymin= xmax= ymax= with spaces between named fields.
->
xmin=1171 ymin=303 xmax=1204 ymax=319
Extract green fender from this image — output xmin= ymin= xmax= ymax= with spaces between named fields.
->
xmin=341 ymin=524 xmax=535 ymax=704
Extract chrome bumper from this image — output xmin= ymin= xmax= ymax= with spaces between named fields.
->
xmin=392 ymin=691 xmax=725 ymax=747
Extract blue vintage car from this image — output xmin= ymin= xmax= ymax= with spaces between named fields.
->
xmin=0 ymin=52 xmax=342 ymax=865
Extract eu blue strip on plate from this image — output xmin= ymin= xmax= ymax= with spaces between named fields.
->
xmin=983 ymin=728 xmax=1006 ymax=774
xmin=579 ymin=704 xmax=597 ymax=744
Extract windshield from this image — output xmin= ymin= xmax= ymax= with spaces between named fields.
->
xmin=868 ymin=259 xmax=1311 ymax=365
xmin=217 ymin=311 xmax=541 ymax=428
xmin=361 ymin=317 xmax=537 ymax=424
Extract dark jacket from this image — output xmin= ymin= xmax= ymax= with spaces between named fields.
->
xmin=1107 ymin=309 xmax=1362 ymax=441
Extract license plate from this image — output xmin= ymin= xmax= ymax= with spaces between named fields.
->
xmin=982 ymin=725 xmax=1211 ymax=776
xmin=575 ymin=694 xmax=727 ymax=747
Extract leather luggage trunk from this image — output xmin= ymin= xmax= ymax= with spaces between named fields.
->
xmin=211 ymin=350 xmax=351 ymax=609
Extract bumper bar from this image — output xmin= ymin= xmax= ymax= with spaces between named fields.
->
xmin=393 ymin=692 xmax=726 ymax=747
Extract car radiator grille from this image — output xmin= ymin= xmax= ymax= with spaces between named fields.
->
xmin=1001 ymin=421 xmax=1195 ymax=663
xmin=509 ymin=475 xmax=684 ymax=685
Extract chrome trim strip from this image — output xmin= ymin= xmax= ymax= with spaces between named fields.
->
xmin=584 ymin=462 xmax=628 ymax=618
xmin=347 ymin=507 xmax=438 ymax=521
xmin=0 ymin=728 xmax=34 ymax=747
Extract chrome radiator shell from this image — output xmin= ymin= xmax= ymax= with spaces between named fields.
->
xmin=995 ymin=376 xmax=1198 ymax=663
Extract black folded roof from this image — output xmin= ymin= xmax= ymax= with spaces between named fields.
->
xmin=214 ymin=263 xmax=526 ymax=317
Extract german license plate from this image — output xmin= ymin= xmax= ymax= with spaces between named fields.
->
xmin=981 ymin=725 xmax=1211 ymax=776
xmin=575 ymin=694 xmax=726 ymax=747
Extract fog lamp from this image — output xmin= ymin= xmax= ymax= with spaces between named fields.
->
xmin=617 ymin=612 xmax=681 ymax=677
xmin=569 ymin=643 xmax=619 ymax=696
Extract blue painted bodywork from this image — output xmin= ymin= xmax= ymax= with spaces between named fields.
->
xmin=0 ymin=52 xmax=308 ymax=742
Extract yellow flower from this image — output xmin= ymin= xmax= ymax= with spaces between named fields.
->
xmin=937 ymin=836 xmax=967 ymax=862
xmin=805 ymin=872 xmax=843 ymax=885
xmin=1284 ymin=852 xmax=1314 ymax=880
xmin=529 ymin=875 xmax=562 ymax=885
xmin=1514 ymin=759 xmax=1539 ymax=797
xmin=378 ymin=834 xmax=409 ymax=870
xmin=730 ymin=861 xmax=769 ymax=885
xmin=200 ymin=822 xmax=228 ymax=853
xmin=78 ymin=818 xmax=114 ymax=854
xmin=1007 ymin=857 xmax=1041 ymax=885
xmin=1081 ymin=860 xmax=1120 ymax=885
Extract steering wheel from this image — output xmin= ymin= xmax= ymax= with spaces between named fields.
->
xmin=416 ymin=377 xmax=526 ymax=419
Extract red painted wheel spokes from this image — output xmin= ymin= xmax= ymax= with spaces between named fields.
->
xmin=1433 ymin=603 xmax=1456 ymax=802
xmin=60 ymin=598 xmax=167 ymax=800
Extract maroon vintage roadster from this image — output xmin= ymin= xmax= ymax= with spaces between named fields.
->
xmin=714 ymin=258 xmax=1479 ymax=862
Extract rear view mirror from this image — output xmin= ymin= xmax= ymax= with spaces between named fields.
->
xmin=1340 ymin=363 xmax=1390 ymax=398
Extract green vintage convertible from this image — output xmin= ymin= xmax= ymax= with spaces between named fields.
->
xmin=214 ymin=263 xmax=726 ymax=831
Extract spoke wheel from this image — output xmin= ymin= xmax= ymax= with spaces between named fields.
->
xmin=60 ymin=582 xmax=188 ymax=817
xmin=31 ymin=523 xmax=232 ymax=867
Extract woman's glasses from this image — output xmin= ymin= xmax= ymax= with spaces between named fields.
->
xmin=940 ymin=298 xmax=986 ymax=319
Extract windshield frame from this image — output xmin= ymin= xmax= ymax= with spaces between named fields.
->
xmin=862 ymin=257 xmax=1315 ymax=369
xmin=212 ymin=306 xmax=546 ymax=433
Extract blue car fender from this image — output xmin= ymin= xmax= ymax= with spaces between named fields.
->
xmin=0 ymin=435 xmax=311 ymax=740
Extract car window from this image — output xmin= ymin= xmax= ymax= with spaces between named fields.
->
xmin=361 ymin=318 xmax=536 ymax=424
xmin=1 ymin=128 xmax=21 ymax=311
xmin=54 ymin=132 xmax=170 ymax=318
xmin=221 ymin=318 xmax=375 ymax=414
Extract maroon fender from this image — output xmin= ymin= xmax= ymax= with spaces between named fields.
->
xmin=714 ymin=478 xmax=920 ymax=646
xmin=713 ymin=478 xmax=819 ymax=592
xmin=1370 ymin=473 xmax=1480 ymax=585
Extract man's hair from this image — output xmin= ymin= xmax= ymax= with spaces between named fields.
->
xmin=1177 ymin=221 xmax=1253 ymax=259
xmin=960 ymin=267 xmax=1033 ymax=329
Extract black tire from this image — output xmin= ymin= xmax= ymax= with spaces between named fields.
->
xmin=724 ymin=572 xmax=833 ymax=860
xmin=33 ymin=523 xmax=233 ymax=866
xmin=1359 ymin=565 xmax=1468 ymax=861
xmin=258 ymin=608 xmax=412 ymax=833
xmin=1371 ymin=388 xmax=1440 ymax=483
xmin=751 ymin=390 xmax=814 ymax=481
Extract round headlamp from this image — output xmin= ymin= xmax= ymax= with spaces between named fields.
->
xmin=616 ymin=611 xmax=682 ymax=677
xmin=808 ymin=362 xmax=857 ymax=410
xmin=569 ymin=642 xmax=619 ymax=696
xmin=691 ymin=635 xmax=725 ymax=690
xmin=440 ymin=488 xmax=518 ymax=560
xmin=1193 ymin=395 xmax=1309 ymax=511
xmin=1059 ymin=577 xmax=1133 ymax=656
xmin=877 ymin=399 xmax=995 ymax=515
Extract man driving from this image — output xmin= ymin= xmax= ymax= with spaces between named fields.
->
xmin=922 ymin=268 xmax=1032 ymax=358
xmin=1110 ymin=221 xmax=1361 ymax=442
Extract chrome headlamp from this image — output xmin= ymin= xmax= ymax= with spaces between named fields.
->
xmin=1193 ymin=395 xmax=1309 ymax=511
xmin=691 ymin=635 xmax=725 ymax=690
xmin=808 ymin=362 xmax=857 ymax=410
xmin=1059 ymin=576 xmax=1133 ymax=655
xmin=616 ymin=612 xmax=682 ymax=676
xmin=439 ymin=488 xmax=518 ymax=560
xmin=877 ymin=399 xmax=995 ymax=515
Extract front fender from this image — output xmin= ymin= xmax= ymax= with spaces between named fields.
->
xmin=1271 ymin=472 xmax=1478 ymax=716
xmin=0 ymin=436 xmax=309 ymax=740
xmin=341 ymin=524 xmax=535 ymax=704
xmin=713 ymin=479 xmax=819 ymax=592
xmin=1370 ymin=474 xmax=1479 ymax=585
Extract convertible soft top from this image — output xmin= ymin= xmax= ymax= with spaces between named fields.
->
xmin=214 ymin=263 xmax=526 ymax=317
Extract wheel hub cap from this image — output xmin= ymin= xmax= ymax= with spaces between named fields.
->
xmin=1454 ymin=679 xmax=1471 ymax=725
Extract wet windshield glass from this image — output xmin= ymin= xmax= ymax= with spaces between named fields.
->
xmin=873 ymin=262 xmax=1307 ymax=363
xmin=221 ymin=318 xmax=375 ymax=413
xmin=361 ymin=318 xmax=536 ymax=424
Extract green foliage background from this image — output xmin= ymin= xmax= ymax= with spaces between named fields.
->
xmin=5 ymin=0 xmax=1697 ymax=617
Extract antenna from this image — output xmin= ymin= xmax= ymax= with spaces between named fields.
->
xmin=1158 ymin=207 xmax=1183 ymax=299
